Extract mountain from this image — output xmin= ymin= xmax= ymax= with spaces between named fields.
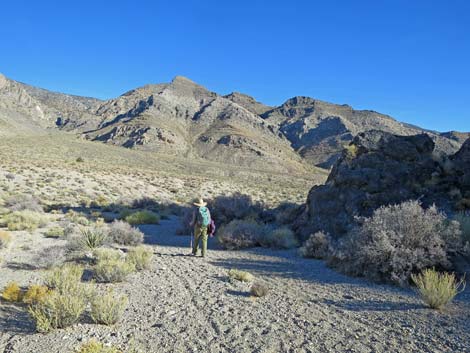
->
xmin=0 ymin=72 xmax=467 ymax=170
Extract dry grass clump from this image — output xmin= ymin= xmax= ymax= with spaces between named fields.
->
xmin=126 ymin=246 xmax=153 ymax=271
xmin=91 ymin=289 xmax=128 ymax=325
xmin=259 ymin=227 xmax=298 ymax=249
xmin=77 ymin=340 xmax=122 ymax=353
xmin=108 ymin=220 xmax=144 ymax=245
xmin=124 ymin=210 xmax=159 ymax=225
xmin=228 ymin=269 xmax=254 ymax=282
xmin=411 ymin=268 xmax=466 ymax=310
xmin=300 ymin=231 xmax=332 ymax=259
xmin=330 ymin=201 xmax=462 ymax=285
xmin=94 ymin=258 xmax=136 ymax=283
xmin=217 ymin=220 xmax=266 ymax=250
xmin=250 ymin=282 xmax=269 ymax=298
xmin=2 ymin=210 xmax=48 ymax=231
xmin=0 ymin=230 xmax=12 ymax=248
xmin=1 ymin=282 xmax=23 ymax=302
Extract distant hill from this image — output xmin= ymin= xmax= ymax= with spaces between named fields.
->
xmin=0 ymin=72 xmax=467 ymax=170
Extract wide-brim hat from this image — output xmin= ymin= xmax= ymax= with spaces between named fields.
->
xmin=193 ymin=198 xmax=207 ymax=207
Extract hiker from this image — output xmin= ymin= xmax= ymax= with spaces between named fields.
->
xmin=190 ymin=198 xmax=212 ymax=257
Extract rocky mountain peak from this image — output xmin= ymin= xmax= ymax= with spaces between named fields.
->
xmin=0 ymin=73 xmax=9 ymax=90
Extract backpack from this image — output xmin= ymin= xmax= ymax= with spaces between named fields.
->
xmin=197 ymin=206 xmax=211 ymax=227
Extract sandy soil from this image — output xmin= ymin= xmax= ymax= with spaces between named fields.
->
xmin=1 ymin=217 xmax=470 ymax=353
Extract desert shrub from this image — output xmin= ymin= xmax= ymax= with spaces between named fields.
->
xmin=94 ymin=258 xmax=135 ymax=283
xmin=108 ymin=220 xmax=144 ymax=245
xmin=44 ymin=226 xmax=65 ymax=238
xmin=91 ymin=289 xmax=128 ymax=325
xmin=125 ymin=210 xmax=160 ymax=225
xmin=330 ymin=201 xmax=462 ymax=285
xmin=66 ymin=210 xmax=90 ymax=226
xmin=45 ymin=264 xmax=84 ymax=294
xmin=228 ymin=269 xmax=254 ymax=282
xmin=34 ymin=245 xmax=67 ymax=269
xmin=131 ymin=196 xmax=159 ymax=210
xmin=217 ymin=220 xmax=266 ymax=250
xmin=23 ymin=285 xmax=51 ymax=305
xmin=208 ymin=193 xmax=264 ymax=225
xmin=4 ymin=194 xmax=42 ymax=212
xmin=1 ymin=282 xmax=23 ymax=302
xmin=250 ymin=282 xmax=269 ymax=297
xmin=3 ymin=210 xmax=48 ymax=231
xmin=274 ymin=202 xmax=301 ymax=225
xmin=28 ymin=289 xmax=87 ymax=333
xmin=454 ymin=212 xmax=470 ymax=243
xmin=91 ymin=195 xmax=110 ymax=208
xmin=126 ymin=246 xmax=153 ymax=271
xmin=78 ymin=226 xmax=109 ymax=251
xmin=300 ymin=231 xmax=332 ymax=259
xmin=411 ymin=268 xmax=466 ymax=309
xmin=76 ymin=157 xmax=85 ymax=163
xmin=77 ymin=340 xmax=122 ymax=353
xmin=0 ymin=230 xmax=12 ymax=248
xmin=93 ymin=248 xmax=124 ymax=262
xmin=258 ymin=227 xmax=298 ymax=249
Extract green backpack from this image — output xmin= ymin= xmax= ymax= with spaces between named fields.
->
xmin=197 ymin=206 xmax=211 ymax=227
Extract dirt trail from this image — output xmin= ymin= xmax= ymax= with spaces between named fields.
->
xmin=1 ymin=216 xmax=470 ymax=353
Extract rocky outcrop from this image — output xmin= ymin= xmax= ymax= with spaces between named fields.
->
xmin=296 ymin=131 xmax=470 ymax=239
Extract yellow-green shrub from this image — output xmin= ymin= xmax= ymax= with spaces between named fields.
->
xmin=45 ymin=264 xmax=84 ymax=294
xmin=44 ymin=226 xmax=65 ymax=238
xmin=94 ymin=258 xmax=135 ymax=283
xmin=91 ymin=290 xmax=128 ymax=325
xmin=0 ymin=230 xmax=12 ymax=248
xmin=411 ymin=268 xmax=466 ymax=310
xmin=4 ymin=210 xmax=48 ymax=231
xmin=1 ymin=282 xmax=23 ymax=302
xmin=77 ymin=340 xmax=122 ymax=353
xmin=228 ymin=269 xmax=254 ymax=282
xmin=126 ymin=246 xmax=153 ymax=271
xmin=23 ymin=284 xmax=51 ymax=304
xmin=124 ymin=211 xmax=159 ymax=225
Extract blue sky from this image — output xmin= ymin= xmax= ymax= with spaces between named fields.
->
xmin=0 ymin=0 xmax=469 ymax=132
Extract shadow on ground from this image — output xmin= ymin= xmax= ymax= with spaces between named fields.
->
xmin=0 ymin=303 xmax=35 ymax=334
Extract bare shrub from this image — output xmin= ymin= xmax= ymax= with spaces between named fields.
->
xmin=208 ymin=193 xmax=263 ymax=225
xmin=300 ymin=231 xmax=332 ymax=259
xmin=411 ymin=268 xmax=466 ymax=309
xmin=4 ymin=194 xmax=43 ymax=212
xmin=217 ymin=220 xmax=266 ymax=250
xmin=330 ymin=201 xmax=462 ymax=285
xmin=454 ymin=212 xmax=470 ymax=244
xmin=108 ymin=220 xmax=144 ymax=246
xmin=33 ymin=245 xmax=67 ymax=269
xmin=228 ymin=269 xmax=254 ymax=282
xmin=258 ymin=227 xmax=299 ymax=249
xmin=250 ymin=282 xmax=269 ymax=297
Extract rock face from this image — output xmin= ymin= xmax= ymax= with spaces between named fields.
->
xmin=296 ymin=130 xmax=470 ymax=239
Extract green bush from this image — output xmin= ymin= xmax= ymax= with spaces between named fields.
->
xmin=45 ymin=264 xmax=84 ymax=294
xmin=94 ymin=258 xmax=135 ymax=283
xmin=3 ymin=210 xmax=48 ymax=231
xmin=125 ymin=211 xmax=159 ymax=225
xmin=126 ymin=246 xmax=153 ymax=271
xmin=93 ymin=248 xmax=124 ymax=262
xmin=44 ymin=226 xmax=65 ymax=238
xmin=411 ymin=268 xmax=466 ymax=310
xmin=91 ymin=290 xmax=128 ymax=325
xmin=77 ymin=340 xmax=121 ymax=353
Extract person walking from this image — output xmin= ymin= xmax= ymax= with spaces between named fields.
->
xmin=190 ymin=198 xmax=211 ymax=257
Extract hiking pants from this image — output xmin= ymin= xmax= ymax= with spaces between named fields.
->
xmin=193 ymin=224 xmax=208 ymax=256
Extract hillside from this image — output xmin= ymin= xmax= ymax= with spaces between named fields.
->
xmin=0 ymin=73 xmax=467 ymax=170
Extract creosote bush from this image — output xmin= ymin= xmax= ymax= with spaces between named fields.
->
xmin=411 ymin=268 xmax=466 ymax=310
xmin=108 ymin=220 xmax=144 ymax=246
xmin=1 ymin=282 xmax=23 ymax=302
xmin=91 ymin=289 xmax=128 ymax=325
xmin=126 ymin=246 xmax=153 ymax=271
xmin=250 ymin=282 xmax=269 ymax=298
xmin=228 ymin=269 xmax=254 ymax=282
xmin=124 ymin=210 xmax=160 ymax=225
xmin=329 ymin=201 xmax=462 ymax=285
